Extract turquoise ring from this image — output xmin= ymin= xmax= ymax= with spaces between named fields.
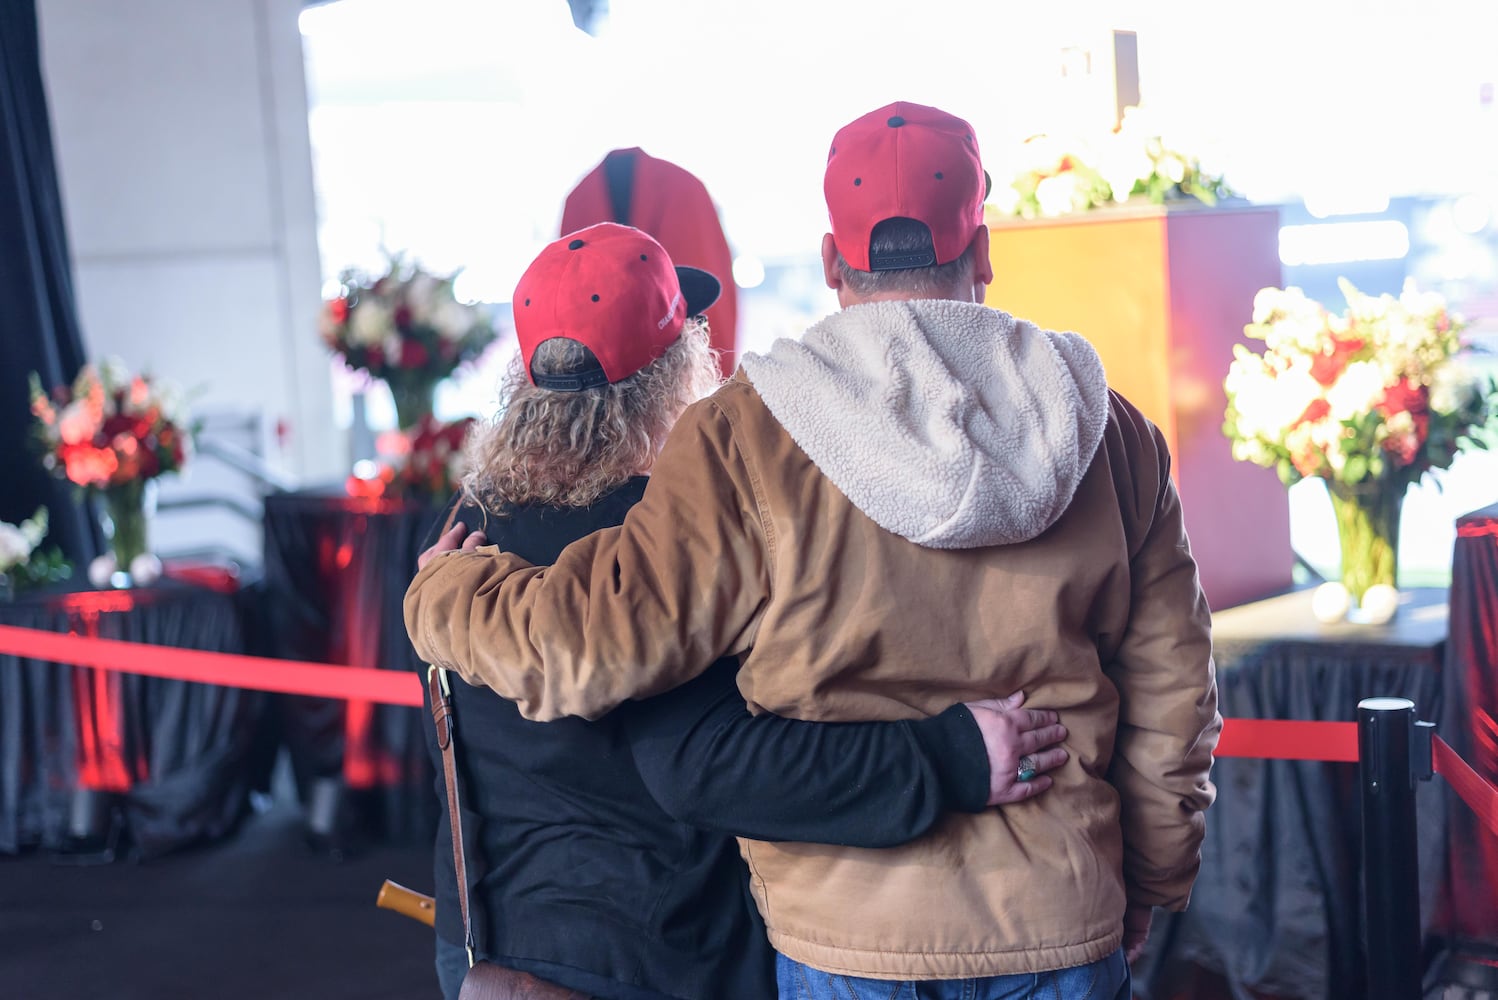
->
xmin=1017 ymin=755 xmax=1038 ymax=783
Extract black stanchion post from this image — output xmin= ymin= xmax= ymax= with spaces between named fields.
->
xmin=1359 ymin=696 xmax=1422 ymax=1000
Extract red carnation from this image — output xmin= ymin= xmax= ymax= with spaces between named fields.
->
xmin=330 ymin=298 xmax=350 ymax=323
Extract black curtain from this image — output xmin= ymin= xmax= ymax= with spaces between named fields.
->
xmin=0 ymin=0 xmax=98 ymax=563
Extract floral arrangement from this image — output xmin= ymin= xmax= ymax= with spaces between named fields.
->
xmin=990 ymin=106 xmax=1233 ymax=220
xmin=1224 ymin=278 xmax=1495 ymax=619
xmin=29 ymin=360 xmax=192 ymax=491
xmin=346 ymin=416 xmax=475 ymax=502
xmin=319 ymin=256 xmax=496 ymax=387
xmin=1224 ymin=279 xmax=1493 ymax=490
xmin=0 ymin=508 xmax=71 ymax=594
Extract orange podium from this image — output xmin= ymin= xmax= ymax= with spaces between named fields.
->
xmin=987 ymin=203 xmax=1291 ymax=611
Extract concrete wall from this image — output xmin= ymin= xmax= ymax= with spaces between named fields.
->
xmin=37 ymin=0 xmax=335 ymax=564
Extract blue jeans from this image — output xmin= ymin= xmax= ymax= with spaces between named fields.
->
xmin=776 ymin=948 xmax=1131 ymax=1000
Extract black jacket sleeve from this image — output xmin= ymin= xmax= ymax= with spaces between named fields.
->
xmin=619 ymin=659 xmax=990 ymax=848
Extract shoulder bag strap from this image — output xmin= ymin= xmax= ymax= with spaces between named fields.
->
xmin=428 ymin=665 xmax=478 ymax=967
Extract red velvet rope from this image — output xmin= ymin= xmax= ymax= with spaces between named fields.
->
xmin=1435 ymin=736 xmax=1498 ymax=839
xmin=1214 ymin=719 xmax=1359 ymax=761
xmin=0 ymin=625 xmax=423 ymax=707
xmin=3 ymin=623 xmax=1498 ymax=837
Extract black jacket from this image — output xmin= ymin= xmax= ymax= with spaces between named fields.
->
xmin=419 ymin=479 xmax=989 ymax=999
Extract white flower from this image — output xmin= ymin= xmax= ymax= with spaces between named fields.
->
xmin=433 ymin=299 xmax=476 ymax=343
xmin=57 ymin=399 xmax=98 ymax=445
xmin=1036 ymin=173 xmax=1083 ymax=217
xmin=1430 ymin=362 xmax=1482 ymax=416
xmin=19 ymin=508 xmax=47 ymax=549
xmin=989 ymin=182 xmax=1022 ymax=216
xmin=0 ymin=523 xmax=33 ymax=572
xmin=349 ymin=300 xmax=395 ymax=346
xmin=1325 ymin=361 xmax=1387 ymax=421
xmin=383 ymin=332 xmax=405 ymax=362
xmin=404 ymin=273 xmax=443 ymax=326
xmin=99 ymin=356 xmax=131 ymax=392
xmin=1098 ymin=134 xmax=1153 ymax=202
xmin=1398 ymin=279 xmax=1447 ymax=321
xmin=1226 ymin=348 xmax=1322 ymax=440
xmin=1158 ymin=152 xmax=1188 ymax=185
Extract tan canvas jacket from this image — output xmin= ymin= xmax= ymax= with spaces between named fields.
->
xmin=407 ymin=299 xmax=1221 ymax=979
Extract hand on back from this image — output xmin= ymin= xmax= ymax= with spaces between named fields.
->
xmin=417 ymin=523 xmax=489 ymax=572
xmin=964 ymin=691 xmax=1069 ymax=806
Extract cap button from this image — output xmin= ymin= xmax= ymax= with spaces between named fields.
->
xmin=887 ymin=115 xmax=905 ymax=127
xmin=568 ymin=239 xmax=585 ymax=250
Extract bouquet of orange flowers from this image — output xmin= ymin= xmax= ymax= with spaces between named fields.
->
xmin=29 ymin=360 xmax=193 ymax=490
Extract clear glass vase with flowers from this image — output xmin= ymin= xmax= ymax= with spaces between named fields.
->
xmin=1223 ymin=280 xmax=1496 ymax=622
xmin=29 ymin=360 xmax=195 ymax=588
xmin=320 ymin=256 xmax=497 ymax=429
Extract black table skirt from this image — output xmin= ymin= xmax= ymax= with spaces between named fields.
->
xmin=260 ymin=489 xmax=442 ymax=845
xmin=0 ymin=581 xmax=267 ymax=859
xmin=1135 ymin=587 xmax=1450 ymax=1000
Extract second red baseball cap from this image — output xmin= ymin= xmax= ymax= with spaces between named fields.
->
xmin=513 ymin=222 xmax=721 ymax=391
xmin=824 ymin=101 xmax=990 ymax=272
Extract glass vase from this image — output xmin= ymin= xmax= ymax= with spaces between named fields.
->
xmin=99 ymin=480 xmax=156 ymax=579
xmin=1326 ymin=476 xmax=1404 ymax=610
xmin=388 ymin=374 xmax=439 ymax=430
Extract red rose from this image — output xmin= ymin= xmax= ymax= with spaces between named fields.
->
xmin=101 ymin=413 xmax=135 ymax=438
xmin=1308 ymin=334 xmax=1365 ymax=387
xmin=330 ymin=298 xmax=350 ymax=323
xmin=400 ymin=340 xmax=429 ymax=369
xmin=63 ymin=445 xmax=118 ymax=487
xmin=394 ymin=305 xmax=412 ymax=328
xmin=1377 ymin=378 xmax=1428 ymax=417
xmin=1294 ymin=398 xmax=1331 ymax=426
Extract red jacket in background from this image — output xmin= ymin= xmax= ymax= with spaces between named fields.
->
xmin=561 ymin=148 xmax=738 ymax=377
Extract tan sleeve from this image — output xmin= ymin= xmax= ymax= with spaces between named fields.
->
xmin=1106 ymin=413 xmax=1222 ymax=912
xmin=403 ymin=396 xmax=771 ymax=721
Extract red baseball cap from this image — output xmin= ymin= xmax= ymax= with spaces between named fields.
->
xmin=513 ymin=223 xmax=720 ymax=391
xmin=824 ymin=101 xmax=990 ymax=272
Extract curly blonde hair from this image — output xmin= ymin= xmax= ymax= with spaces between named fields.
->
xmin=462 ymin=317 xmax=720 ymax=509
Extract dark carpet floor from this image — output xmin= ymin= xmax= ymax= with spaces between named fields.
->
xmin=0 ymin=798 xmax=438 ymax=1000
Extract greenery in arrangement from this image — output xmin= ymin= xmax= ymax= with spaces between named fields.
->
xmin=990 ymin=106 xmax=1233 ymax=220
xmin=0 ymin=508 xmax=72 ymax=594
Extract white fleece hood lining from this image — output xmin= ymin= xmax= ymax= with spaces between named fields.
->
xmin=740 ymin=299 xmax=1109 ymax=550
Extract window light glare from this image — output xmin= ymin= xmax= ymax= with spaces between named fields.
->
xmin=1278 ymin=221 xmax=1410 ymax=266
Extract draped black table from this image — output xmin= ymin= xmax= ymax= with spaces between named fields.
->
xmin=260 ymin=488 xmax=441 ymax=847
xmin=0 ymin=579 xmax=266 ymax=860
xmin=1135 ymin=586 xmax=1450 ymax=1000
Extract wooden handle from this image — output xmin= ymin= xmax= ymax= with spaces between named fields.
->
xmin=376 ymin=878 xmax=436 ymax=927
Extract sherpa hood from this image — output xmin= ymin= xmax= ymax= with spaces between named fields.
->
xmin=739 ymin=299 xmax=1109 ymax=549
